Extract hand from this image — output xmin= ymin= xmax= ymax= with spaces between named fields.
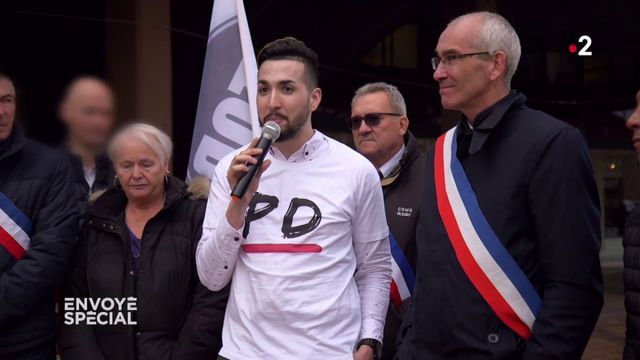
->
xmin=226 ymin=137 xmax=272 ymax=197
xmin=354 ymin=345 xmax=374 ymax=360
xmin=226 ymin=137 xmax=272 ymax=229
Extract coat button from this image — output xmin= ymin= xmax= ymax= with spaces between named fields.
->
xmin=487 ymin=333 xmax=500 ymax=344
xmin=129 ymin=271 xmax=135 ymax=276
xmin=88 ymin=220 xmax=93 ymax=225
xmin=136 ymin=332 xmax=141 ymax=336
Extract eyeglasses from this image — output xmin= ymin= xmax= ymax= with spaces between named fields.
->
xmin=431 ymin=52 xmax=490 ymax=70
xmin=347 ymin=112 xmax=402 ymax=130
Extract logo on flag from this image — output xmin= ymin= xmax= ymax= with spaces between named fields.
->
xmin=434 ymin=127 xmax=542 ymax=339
xmin=187 ymin=0 xmax=260 ymax=181
xmin=0 ymin=192 xmax=32 ymax=260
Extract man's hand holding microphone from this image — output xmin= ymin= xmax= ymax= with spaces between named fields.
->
xmin=226 ymin=121 xmax=280 ymax=230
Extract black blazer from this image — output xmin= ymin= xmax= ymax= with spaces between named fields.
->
xmin=398 ymin=91 xmax=603 ymax=360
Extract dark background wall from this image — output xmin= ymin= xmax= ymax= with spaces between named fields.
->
xmin=1 ymin=0 xmax=107 ymax=143
xmin=170 ymin=0 xmax=640 ymax=176
xmin=2 ymin=0 xmax=640 ymax=176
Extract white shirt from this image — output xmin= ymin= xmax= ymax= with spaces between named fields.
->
xmin=378 ymin=144 xmax=405 ymax=178
xmin=196 ymin=131 xmax=391 ymax=360
xmin=83 ymin=166 xmax=96 ymax=189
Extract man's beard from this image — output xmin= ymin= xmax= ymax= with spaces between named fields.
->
xmin=263 ymin=105 xmax=311 ymax=143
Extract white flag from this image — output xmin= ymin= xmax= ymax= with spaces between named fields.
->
xmin=187 ymin=0 xmax=260 ymax=181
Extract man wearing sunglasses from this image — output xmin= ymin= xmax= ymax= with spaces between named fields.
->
xmin=349 ymin=82 xmax=424 ymax=360
xmin=397 ymin=11 xmax=603 ymax=360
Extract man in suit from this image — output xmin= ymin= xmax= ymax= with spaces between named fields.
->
xmin=397 ymin=11 xmax=603 ymax=360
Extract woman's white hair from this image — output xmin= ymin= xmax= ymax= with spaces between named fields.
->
xmin=450 ymin=11 xmax=521 ymax=87
xmin=108 ymin=123 xmax=173 ymax=165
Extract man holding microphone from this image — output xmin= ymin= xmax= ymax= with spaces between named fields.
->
xmin=196 ymin=37 xmax=392 ymax=360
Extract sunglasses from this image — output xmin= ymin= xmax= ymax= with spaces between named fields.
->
xmin=347 ymin=112 xmax=402 ymax=130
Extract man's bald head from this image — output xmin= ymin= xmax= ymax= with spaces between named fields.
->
xmin=60 ymin=76 xmax=115 ymax=152
xmin=62 ymin=76 xmax=113 ymax=105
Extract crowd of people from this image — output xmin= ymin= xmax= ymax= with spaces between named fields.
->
xmin=0 ymin=10 xmax=639 ymax=360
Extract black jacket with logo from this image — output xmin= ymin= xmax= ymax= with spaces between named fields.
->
xmin=397 ymin=91 xmax=603 ymax=359
xmin=61 ymin=176 xmax=228 ymax=360
xmin=0 ymin=126 xmax=79 ymax=357
xmin=380 ymin=131 xmax=424 ymax=360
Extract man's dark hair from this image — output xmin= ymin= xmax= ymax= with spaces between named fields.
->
xmin=257 ymin=37 xmax=319 ymax=89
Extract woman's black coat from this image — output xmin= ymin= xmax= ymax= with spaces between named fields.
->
xmin=62 ymin=176 xmax=228 ymax=360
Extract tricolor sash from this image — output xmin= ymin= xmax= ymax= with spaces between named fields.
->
xmin=0 ymin=192 xmax=33 ymax=260
xmin=434 ymin=127 xmax=542 ymax=339
xmin=389 ymin=232 xmax=415 ymax=308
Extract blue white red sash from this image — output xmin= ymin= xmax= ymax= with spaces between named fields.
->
xmin=389 ymin=232 xmax=415 ymax=308
xmin=0 ymin=192 xmax=33 ymax=260
xmin=434 ymin=127 xmax=542 ymax=339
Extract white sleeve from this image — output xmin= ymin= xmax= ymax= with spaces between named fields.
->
xmin=352 ymin=167 xmax=392 ymax=342
xmin=195 ymin=156 xmax=245 ymax=291
xmin=352 ymin=170 xmax=389 ymax=243
xmin=354 ymin=238 xmax=392 ymax=343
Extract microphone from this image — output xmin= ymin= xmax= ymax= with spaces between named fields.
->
xmin=231 ymin=121 xmax=281 ymax=199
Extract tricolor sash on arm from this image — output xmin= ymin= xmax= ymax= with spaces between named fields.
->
xmin=0 ymin=192 xmax=33 ymax=260
xmin=434 ymin=127 xmax=542 ymax=340
xmin=389 ymin=232 xmax=415 ymax=308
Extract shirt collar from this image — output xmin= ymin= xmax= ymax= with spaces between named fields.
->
xmin=458 ymin=90 xmax=526 ymax=154
xmin=269 ymin=130 xmax=329 ymax=162
xmin=378 ymin=144 xmax=406 ymax=178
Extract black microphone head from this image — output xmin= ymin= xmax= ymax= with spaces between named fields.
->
xmin=263 ymin=121 xmax=281 ymax=141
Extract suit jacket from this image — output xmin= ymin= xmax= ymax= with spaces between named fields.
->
xmin=397 ymin=91 xmax=603 ymax=360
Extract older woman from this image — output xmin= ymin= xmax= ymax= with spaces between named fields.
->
xmin=61 ymin=123 xmax=227 ymax=360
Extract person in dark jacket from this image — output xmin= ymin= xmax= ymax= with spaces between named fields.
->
xmin=0 ymin=73 xmax=79 ymax=359
xmin=349 ymin=82 xmax=424 ymax=360
xmin=55 ymin=76 xmax=116 ymax=358
xmin=59 ymin=76 xmax=116 ymax=219
xmin=397 ymin=12 xmax=603 ymax=359
xmin=624 ymin=90 xmax=640 ymax=360
xmin=61 ymin=123 xmax=228 ymax=360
